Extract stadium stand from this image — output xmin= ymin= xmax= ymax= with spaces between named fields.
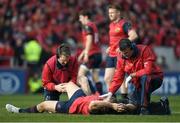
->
xmin=154 ymin=47 xmax=180 ymax=71
xmin=0 ymin=0 xmax=179 ymax=92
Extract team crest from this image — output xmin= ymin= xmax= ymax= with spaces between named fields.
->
xmin=115 ymin=27 xmax=121 ymax=32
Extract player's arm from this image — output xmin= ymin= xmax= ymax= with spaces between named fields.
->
xmin=106 ymin=47 xmax=110 ymax=54
xmin=89 ymin=100 xmax=116 ymax=114
xmin=78 ymin=50 xmax=85 ymax=61
xmin=42 ymin=63 xmax=67 ymax=92
xmin=128 ymin=29 xmax=138 ymax=41
xmin=83 ymin=34 xmax=93 ymax=62
xmin=42 ymin=63 xmax=56 ymax=91
xmin=84 ymin=34 xmax=93 ymax=55
xmin=89 ymin=100 xmax=130 ymax=114
xmin=84 ymin=25 xmax=93 ymax=54
xmin=54 ymin=83 xmax=67 ymax=92
xmin=123 ymin=22 xmax=138 ymax=41
xmin=116 ymin=103 xmax=137 ymax=113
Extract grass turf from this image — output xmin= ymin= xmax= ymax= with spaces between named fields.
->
xmin=0 ymin=94 xmax=180 ymax=122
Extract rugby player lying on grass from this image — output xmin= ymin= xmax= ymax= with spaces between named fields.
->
xmin=5 ymin=82 xmax=171 ymax=115
xmin=5 ymin=82 xmax=125 ymax=115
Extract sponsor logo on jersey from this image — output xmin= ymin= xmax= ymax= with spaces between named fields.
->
xmin=115 ymin=27 xmax=121 ymax=32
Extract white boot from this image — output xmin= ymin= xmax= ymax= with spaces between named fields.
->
xmin=6 ymin=104 xmax=20 ymax=113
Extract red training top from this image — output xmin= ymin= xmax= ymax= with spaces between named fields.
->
xmin=42 ymin=55 xmax=78 ymax=91
xmin=109 ymin=45 xmax=163 ymax=94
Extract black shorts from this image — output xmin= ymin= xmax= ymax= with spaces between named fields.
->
xmin=55 ymin=89 xmax=86 ymax=113
xmin=106 ymin=56 xmax=117 ymax=68
xmin=83 ymin=53 xmax=102 ymax=69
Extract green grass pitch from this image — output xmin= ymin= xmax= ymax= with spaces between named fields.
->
xmin=0 ymin=94 xmax=180 ymax=122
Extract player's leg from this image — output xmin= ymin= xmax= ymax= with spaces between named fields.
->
xmin=6 ymin=101 xmax=58 ymax=113
xmin=139 ymin=75 xmax=150 ymax=115
xmin=104 ymin=67 xmax=118 ymax=102
xmin=105 ymin=56 xmax=127 ymax=99
xmin=104 ymin=56 xmax=116 ymax=91
xmin=104 ymin=68 xmax=115 ymax=90
xmin=149 ymin=76 xmax=163 ymax=93
xmin=77 ymin=63 xmax=92 ymax=95
xmin=65 ymin=82 xmax=83 ymax=99
xmin=77 ymin=75 xmax=92 ymax=95
xmin=55 ymin=82 xmax=87 ymax=113
xmin=92 ymin=68 xmax=103 ymax=94
xmin=36 ymin=101 xmax=58 ymax=113
xmin=80 ymin=53 xmax=102 ymax=94
xmin=139 ymin=75 xmax=163 ymax=115
xmin=78 ymin=64 xmax=88 ymax=77
xmin=90 ymin=53 xmax=103 ymax=94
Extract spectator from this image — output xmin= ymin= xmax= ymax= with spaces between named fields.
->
xmin=13 ymin=36 xmax=25 ymax=67
xmin=0 ymin=0 xmax=179 ymax=74
xmin=0 ymin=42 xmax=14 ymax=67
xmin=28 ymin=72 xmax=43 ymax=94
xmin=24 ymin=39 xmax=42 ymax=76
xmin=156 ymin=55 xmax=169 ymax=71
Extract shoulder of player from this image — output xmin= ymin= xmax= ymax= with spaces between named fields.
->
xmin=69 ymin=56 xmax=78 ymax=65
xmin=137 ymin=44 xmax=150 ymax=51
xmin=46 ymin=55 xmax=56 ymax=63
xmin=83 ymin=24 xmax=93 ymax=31
xmin=137 ymin=45 xmax=153 ymax=56
xmin=117 ymin=53 xmax=124 ymax=61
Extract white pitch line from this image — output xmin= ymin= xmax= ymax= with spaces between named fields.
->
xmin=172 ymin=111 xmax=180 ymax=114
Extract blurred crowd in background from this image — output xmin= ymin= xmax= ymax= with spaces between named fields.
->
xmin=0 ymin=0 xmax=179 ymax=93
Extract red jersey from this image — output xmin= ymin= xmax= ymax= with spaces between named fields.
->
xmin=81 ymin=21 xmax=101 ymax=56
xmin=109 ymin=45 xmax=163 ymax=94
xmin=42 ymin=55 xmax=78 ymax=91
xmin=69 ymin=94 xmax=100 ymax=115
xmin=109 ymin=19 xmax=130 ymax=57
